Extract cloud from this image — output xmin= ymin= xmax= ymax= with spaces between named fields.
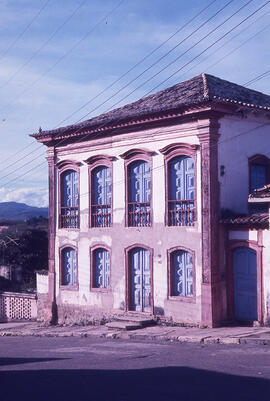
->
xmin=0 ymin=187 xmax=48 ymax=207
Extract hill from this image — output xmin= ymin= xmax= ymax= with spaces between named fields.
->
xmin=0 ymin=202 xmax=48 ymax=221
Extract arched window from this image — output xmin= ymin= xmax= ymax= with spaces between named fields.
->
xmin=169 ymin=249 xmax=194 ymax=297
xmin=91 ymin=166 xmax=112 ymax=227
xmin=128 ymin=160 xmax=151 ymax=227
xmin=60 ymin=169 xmax=79 ymax=228
xmin=61 ymin=247 xmax=77 ymax=286
xmin=168 ymin=156 xmax=195 ymax=226
xmin=249 ymin=155 xmax=269 ymax=193
xmin=160 ymin=143 xmax=197 ymax=227
xmin=91 ymin=247 xmax=110 ymax=289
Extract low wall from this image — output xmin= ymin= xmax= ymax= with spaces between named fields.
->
xmin=0 ymin=291 xmax=37 ymax=322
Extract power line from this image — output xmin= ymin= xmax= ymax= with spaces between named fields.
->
xmin=0 ymin=0 xmax=268 ymax=184
xmin=0 ymin=0 xmax=126 ymax=166
xmin=0 ymin=0 xmax=89 ymax=93
xmin=0 ymin=0 xmax=229 ymax=172
xmin=244 ymin=68 xmax=270 ymax=86
xmin=176 ymin=8 xmax=270 ymax=81
xmin=0 ymin=0 xmax=51 ymax=63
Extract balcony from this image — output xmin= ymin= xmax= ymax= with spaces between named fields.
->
xmin=60 ymin=207 xmax=79 ymax=228
xmin=91 ymin=204 xmax=112 ymax=227
xmin=128 ymin=202 xmax=151 ymax=227
xmin=168 ymin=200 xmax=195 ymax=226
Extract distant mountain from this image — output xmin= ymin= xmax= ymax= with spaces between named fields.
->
xmin=0 ymin=202 xmax=48 ymax=221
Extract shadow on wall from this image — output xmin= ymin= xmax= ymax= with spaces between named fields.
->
xmin=0 ymin=363 xmax=269 ymax=401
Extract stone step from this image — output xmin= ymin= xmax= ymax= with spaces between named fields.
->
xmin=105 ymin=321 xmax=142 ymax=330
xmin=113 ymin=315 xmax=155 ymax=327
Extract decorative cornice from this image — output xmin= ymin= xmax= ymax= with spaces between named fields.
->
xmin=56 ymin=159 xmax=81 ymax=169
xmin=84 ymin=154 xmax=116 ymax=165
xmin=159 ymin=142 xmax=199 ymax=155
xmin=119 ymin=148 xmax=155 ymax=160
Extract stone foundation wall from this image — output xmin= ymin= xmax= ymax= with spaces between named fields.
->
xmin=37 ymin=293 xmax=51 ymax=324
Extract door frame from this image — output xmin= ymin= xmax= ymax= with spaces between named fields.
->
xmin=227 ymin=240 xmax=263 ymax=324
xmin=125 ymin=244 xmax=154 ymax=314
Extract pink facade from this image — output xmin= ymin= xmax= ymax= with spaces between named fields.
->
xmin=33 ymin=74 xmax=270 ymax=327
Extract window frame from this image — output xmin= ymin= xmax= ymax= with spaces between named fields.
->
xmin=249 ymin=154 xmax=270 ymax=193
xmin=160 ymin=143 xmax=198 ymax=227
xmin=59 ymin=245 xmax=78 ymax=290
xmin=167 ymin=246 xmax=196 ymax=303
xmin=85 ymin=155 xmax=114 ymax=228
xmin=57 ymin=160 xmax=80 ymax=230
xmin=120 ymin=148 xmax=154 ymax=228
xmin=90 ymin=244 xmax=111 ymax=292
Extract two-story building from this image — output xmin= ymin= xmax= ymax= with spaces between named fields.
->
xmin=33 ymin=73 xmax=270 ymax=327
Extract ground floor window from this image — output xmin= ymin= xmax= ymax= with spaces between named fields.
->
xmin=169 ymin=249 xmax=193 ymax=297
xmin=61 ymin=247 xmax=77 ymax=286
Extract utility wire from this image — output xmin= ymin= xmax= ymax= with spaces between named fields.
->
xmin=244 ymin=68 xmax=270 ymax=86
xmin=0 ymin=0 xmax=89 ymax=92
xmin=0 ymin=0 xmax=51 ymax=63
xmin=176 ymin=8 xmax=270 ymax=81
xmin=0 ymin=0 xmax=229 ymax=171
xmin=0 ymin=0 xmax=126 ymax=165
xmin=0 ymin=0 xmax=268 ymax=184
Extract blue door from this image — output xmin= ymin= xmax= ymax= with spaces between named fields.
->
xmin=233 ymin=247 xmax=258 ymax=321
xmin=130 ymin=247 xmax=151 ymax=312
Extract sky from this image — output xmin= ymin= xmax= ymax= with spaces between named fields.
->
xmin=0 ymin=0 xmax=269 ymax=207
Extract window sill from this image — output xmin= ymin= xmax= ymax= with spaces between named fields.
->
xmin=90 ymin=287 xmax=111 ymax=293
xmin=60 ymin=285 xmax=79 ymax=291
xmin=168 ymin=295 xmax=196 ymax=304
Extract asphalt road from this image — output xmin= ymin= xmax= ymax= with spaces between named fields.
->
xmin=0 ymin=337 xmax=270 ymax=401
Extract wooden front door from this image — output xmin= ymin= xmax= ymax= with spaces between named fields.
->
xmin=129 ymin=247 xmax=151 ymax=312
xmin=233 ymin=247 xmax=258 ymax=321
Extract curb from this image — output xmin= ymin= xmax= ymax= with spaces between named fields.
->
xmin=1 ymin=329 xmax=270 ymax=345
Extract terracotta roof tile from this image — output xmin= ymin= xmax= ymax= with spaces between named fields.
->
xmin=222 ymin=212 xmax=269 ymax=225
xmin=32 ymin=73 xmax=270 ymax=140
xmin=249 ymin=184 xmax=270 ymax=199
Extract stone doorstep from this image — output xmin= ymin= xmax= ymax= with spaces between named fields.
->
xmin=105 ymin=321 xmax=143 ymax=331
xmin=113 ymin=315 xmax=155 ymax=326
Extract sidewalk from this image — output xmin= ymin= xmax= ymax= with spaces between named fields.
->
xmin=1 ymin=321 xmax=270 ymax=345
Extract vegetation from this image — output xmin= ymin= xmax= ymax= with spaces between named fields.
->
xmin=0 ymin=217 xmax=48 ymax=292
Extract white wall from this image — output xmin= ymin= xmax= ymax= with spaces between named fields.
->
xmin=219 ymin=115 xmax=270 ymax=214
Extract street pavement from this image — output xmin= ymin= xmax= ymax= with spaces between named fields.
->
xmin=0 ymin=336 xmax=270 ymax=401
xmin=1 ymin=321 xmax=270 ymax=345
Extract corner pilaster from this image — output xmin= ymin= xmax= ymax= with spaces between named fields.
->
xmin=197 ymin=118 xmax=221 ymax=327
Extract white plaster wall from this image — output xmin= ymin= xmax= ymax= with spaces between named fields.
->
xmin=36 ymin=273 xmax=48 ymax=294
xmin=219 ymin=115 xmax=270 ymax=214
xmin=54 ymin=122 xmax=202 ymax=321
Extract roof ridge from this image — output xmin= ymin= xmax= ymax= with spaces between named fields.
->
xmin=201 ymin=73 xmax=210 ymax=100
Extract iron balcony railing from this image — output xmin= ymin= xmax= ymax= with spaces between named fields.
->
xmin=91 ymin=204 xmax=112 ymax=227
xmin=128 ymin=202 xmax=151 ymax=227
xmin=60 ymin=206 xmax=79 ymax=228
xmin=168 ymin=200 xmax=195 ymax=226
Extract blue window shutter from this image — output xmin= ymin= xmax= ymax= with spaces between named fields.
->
xmin=129 ymin=161 xmax=150 ymax=203
xmin=169 ymin=156 xmax=194 ymax=200
xmin=95 ymin=248 xmax=110 ymax=288
xmin=251 ymin=164 xmax=266 ymax=192
xmin=62 ymin=170 xmax=79 ymax=207
xmin=63 ymin=248 xmax=77 ymax=285
xmin=172 ymin=250 xmax=193 ymax=297
xmin=93 ymin=166 xmax=111 ymax=205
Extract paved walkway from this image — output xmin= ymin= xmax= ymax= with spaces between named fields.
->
xmin=1 ymin=322 xmax=270 ymax=345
